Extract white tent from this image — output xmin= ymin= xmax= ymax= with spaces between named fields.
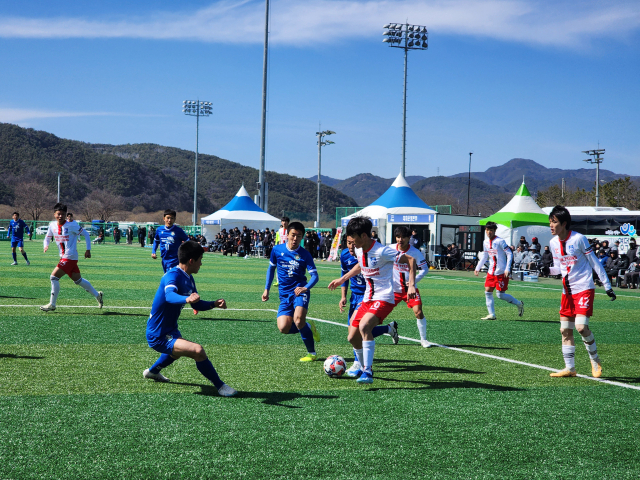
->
xmin=341 ymin=173 xmax=437 ymax=244
xmin=200 ymin=186 xmax=280 ymax=239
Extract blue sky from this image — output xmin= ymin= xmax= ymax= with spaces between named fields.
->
xmin=1 ymin=0 xmax=639 ymax=181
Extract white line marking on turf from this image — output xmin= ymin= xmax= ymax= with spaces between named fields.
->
xmin=2 ymin=304 xmax=638 ymax=391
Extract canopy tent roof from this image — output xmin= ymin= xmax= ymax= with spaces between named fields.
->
xmin=201 ymin=185 xmax=280 ymax=224
xmin=479 ymin=182 xmax=549 ymax=228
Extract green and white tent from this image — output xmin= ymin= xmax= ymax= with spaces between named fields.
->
xmin=479 ymin=182 xmax=552 ymax=248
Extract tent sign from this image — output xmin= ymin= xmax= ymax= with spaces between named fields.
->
xmin=341 ymin=218 xmax=379 ymax=227
xmin=387 ymin=214 xmax=434 ymax=224
xmin=203 ymin=219 xmax=221 ymax=225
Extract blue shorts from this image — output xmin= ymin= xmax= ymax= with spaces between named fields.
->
xmin=147 ymin=329 xmax=182 ymax=355
xmin=348 ymin=293 xmax=364 ymax=324
xmin=11 ymin=239 xmax=24 ymax=248
xmin=162 ymin=258 xmax=179 ymax=273
xmin=277 ymin=291 xmax=310 ymax=318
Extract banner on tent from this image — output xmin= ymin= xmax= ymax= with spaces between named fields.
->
xmin=341 ymin=218 xmax=379 ymax=227
xmin=387 ymin=214 xmax=434 ymax=224
xmin=203 ymin=220 xmax=221 ymax=225
xmin=327 ymin=227 xmax=343 ymax=262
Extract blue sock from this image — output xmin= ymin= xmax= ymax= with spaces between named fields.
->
xmin=287 ymin=322 xmax=300 ymax=334
xmin=12 ymin=252 xmax=17 ymax=262
xmin=299 ymin=322 xmax=315 ymax=354
xmin=372 ymin=325 xmax=389 ymax=338
xmin=22 ymin=251 xmax=28 ymax=262
xmin=149 ymin=353 xmax=175 ymax=374
xmin=196 ymin=359 xmax=224 ymax=389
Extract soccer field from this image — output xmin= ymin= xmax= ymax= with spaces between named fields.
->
xmin=2 ymin=244 xmax=639 ymax=480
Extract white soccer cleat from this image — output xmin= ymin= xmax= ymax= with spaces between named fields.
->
xmin=97 ymin=291 xmax=103 ymax=309
xmin=481 ymin=314 xmax=496 ymax=320
xmin=388 ymin=321 xmax=399 ymax=345
xmin=26 ymin=260 xmax=30 ymax=266
xmin=346 ymin=362 xmax=363 ymax=377
xmin=421 ymin=339 xmax=432 ymax=348
xmin=217 ymin=384 xmax=238 ymax=397
xmin=10 ymin=261 xmax=17 ymax=266
xmin=143 ymin=368 xmax=170 ymax=382
xmin=517 ymin=300 xmax=524 ymax=317
xmin=40 ymin=303 xmax=56 ymax=312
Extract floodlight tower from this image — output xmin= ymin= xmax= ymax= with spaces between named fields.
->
xmin=383 ymin=22 xmax=428 ymax=177
xmin=182 ymin=100 xmax=213 ymax=226
xmin=582 ymin=148 xmax=605 ymax=207
xmin=316 ymin=129 xmax=335 ymax=228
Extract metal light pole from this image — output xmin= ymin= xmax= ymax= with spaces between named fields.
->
xmin=582 ymin=148 xmax=605 ymax=207
xmin=316 ymin=129 xmax=335 ymax=228
xmin=183 ymin=100 xmax=213 ymax=226
xmin=383 ymin=22 xmax=428 ymax=177
xmin=57 ymin=172 xmax=61 ymax=202
xmin=467 ymin=152 xmax=473 ymax=215
xmin=258 ymin=0 xmax=270 ymax=210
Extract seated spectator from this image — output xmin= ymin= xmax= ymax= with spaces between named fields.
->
xmin=513 ymin=246 xmax=526 ymax=270
xmin=611 ymin=240 xmax=620 ymax=253
xmin=446 ymin=243 xmax=459 ymax=269
xmin=541 ymin=246 xmax=553 ymax=277
xmin=524 ymin=247 xmax=541 ymax=271
xmin=601 ymin=240 xmax=611 ymax=255
xmin=530 ymin=237 xmax=541 ymax=254
xmin=602 ymin=251 xmax=625 ymax=284
xmin=597 ymin=249 xmax=608 ymax=269
xmin=621 ymin=240 xmax=638 ymax=288
xmin=518 ymin=235 xmax=529 ymax=251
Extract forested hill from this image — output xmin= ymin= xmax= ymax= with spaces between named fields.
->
xmin=0 ymin=123 xmax=356 ymax=214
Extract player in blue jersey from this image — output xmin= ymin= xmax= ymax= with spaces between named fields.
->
xmin=143 ymin=240 xmax=237 ymax=397
xmin=151 ymin=209 xmax=189 ymax=273
xmin=9 ymin=212 xmax=30 ymax=266
xmin=262 ymin=221 xmax=321 ymax=362
xmin=339 ymin=235 xmax=399 ymax=375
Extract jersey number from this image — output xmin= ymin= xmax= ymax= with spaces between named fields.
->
xmin=578 ymin=297 xmax=590 ymax=309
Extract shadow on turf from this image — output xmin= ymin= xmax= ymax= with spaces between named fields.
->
xmin=368 ymin=377 xmax=523 ymax=392
xmin=174 ymin=382 xmax=338 ymax=407
xmin=444 ymin=344 xmax=513 ymax=351
xmin=372 ymin=359 xmax=485 ymax=375
xmin=601 ymin=376 xmax=640 ymax=384
xmin=0 ymin=353 xmax=45 ymax=360
xmin=0 ymin=295 xmax=37 ymax=299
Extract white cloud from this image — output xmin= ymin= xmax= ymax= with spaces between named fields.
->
xmin=0 ymin=108 xmax=160 ymax=123
xmin=0 ymin=0 xmax=638 ymax=48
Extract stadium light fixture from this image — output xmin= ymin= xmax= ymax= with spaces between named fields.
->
xmin=183 ymin=99 xmax=213 ymax=226
xmin=383 ymin=22 xmax=428 ymax=178
xmin=582 ymin=148 xmax=605 ymax=207
xmin=316 ymin=129 xmax=336 ymax=228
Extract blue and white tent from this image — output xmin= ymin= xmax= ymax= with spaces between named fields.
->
xmin=341 ymin=173 xmax=436 ymax=244
xmin=200 ymin=185 xmax=280 ymax=238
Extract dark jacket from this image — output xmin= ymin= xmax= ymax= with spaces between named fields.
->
xmin=542 ymin=251 xmax=553 ymax=266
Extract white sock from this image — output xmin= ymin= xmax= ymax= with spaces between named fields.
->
xmin=416 ymin=317 xmax=427 ymax=341
xmin=354 ymin=348 xmax=364 ymax=367
xmin=485 ymin=292 xmax=495 ymax=316
xmin=562 ymin=345 xmax=576 ymax=371
xmin=362 ymin=340 xmax=375 ymax=372
xmin=583 ymin=341 xmax=599 ymax=363
xmin=75 ymin=278 xmax=99 ymax=298
xmin=49 ymin=275 xmax=60 ymax=306
xmin=496 ymin=291 xmax=521 ymax=305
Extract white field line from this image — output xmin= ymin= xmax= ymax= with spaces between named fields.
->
xmin=3 ymin=304 xmax=637 ymax=391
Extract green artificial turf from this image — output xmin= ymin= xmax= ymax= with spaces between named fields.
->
xmin=1 ymin=244 xmax=639 ymax=479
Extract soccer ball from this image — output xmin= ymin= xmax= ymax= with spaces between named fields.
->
xmin=323 ymin=355 xmax=346 ymax=377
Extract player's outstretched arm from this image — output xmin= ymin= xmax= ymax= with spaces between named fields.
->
xmin=191 ymin=298 xmax=226 ymax=312
xmin=328 ymin=264 xmax=361 ymax=290
xmin=262 ymin=289 xmax=270 ymax=302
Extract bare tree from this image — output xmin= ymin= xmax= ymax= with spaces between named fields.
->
xmin=13 ymin=182 xmax=55 ymax=220
xmin=81 ymin=190 xmax=125 ymax=222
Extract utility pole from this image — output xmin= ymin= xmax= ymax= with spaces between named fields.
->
xmin=466 ymin=152 xmax=473 ymax=215
xmin=257 ymin=0 xmax=270 ymax=210
xmin=582 ymin=149 xmax=605 ymax=207
xmin=316 ymin=129 xmax=335 ymax=228
xmin=57 ymin=172 xmax=61 ymax=202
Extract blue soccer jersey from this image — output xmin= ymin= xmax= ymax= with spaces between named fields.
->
xmin=266 ymin=243 xmax=318 ymax=295
xmin=153 ymin=225 xmax=189 ymax=263
xmin=146 ymin=267 xmax=196 ymax=342
xmin=9 ymin=219 xmax=30 ymax=240
xmin=340 ymin=248 xmax=366 ymax=295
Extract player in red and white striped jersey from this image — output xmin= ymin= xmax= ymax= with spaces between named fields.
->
xmin=474 ymin=221 xmax=524 ymax=320
xmin=40 ymin=203 xmax=103 ymax=312
xmin=391 ymin=226 xmax=431 ymax=347
xmin=548 ymin=205 xmax=616 ymax=378
xmin=328 ymin=217 xmax=417 ymax=384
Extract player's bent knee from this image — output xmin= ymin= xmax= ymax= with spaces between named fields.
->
xmin=193 ymin=344 xmax=207 ymax=361
xmin=559 ymin=327 xmax=573 ymax=337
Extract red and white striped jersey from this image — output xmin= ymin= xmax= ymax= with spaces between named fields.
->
xmin=44 ymin=220 xmax=91 ymax=260
xmin=550 ymin=230 xmax=610 ymax=295
xmin=355 ymin=240 xmax=400 ymax=304
xmin=278 ymin=227 xmax=287 ymax=244
xmin=475 ymin=236 xmax=513 ymax=276
xmin=390 ymin=243 xmax=428 ymax=294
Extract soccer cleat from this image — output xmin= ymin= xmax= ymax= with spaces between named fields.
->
xmin=517 ymin=300 xmax=524 ymax=317
xmin=97 ymin=291 xmax=103 ymax=309
xmin=10 ymin=261 xmax=17 ymax=266
xmin=308 ymin=320 xmax=320 ymax=343
xmin=388 ymin=321 xmax=399 ymax=345
xmin=591 ymin=362 xmax=602 ymax=378
xmin=481 ymin=314 xmax=497 ymax=320
xmin=143 ymin=368 xmax=170 ymax=382
xmin=26 ymin=260 xmax=30 ymax=266
xmin=299 ymin=353 xmax=318 ymax=362
xmin=40 ymin=303 xmax=56 ymax=312
xmin=550 ymin=369 xmax=577 ymax=378
xmin=345 ymin=362 xmax=363 ymax=377
xmin=356 ymin=370 xmax=374 ymax=384
xmin=217 ymin=384 xmax=238 ymax=397
xmin=421 ymin=339 xmax=432 ymax=348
